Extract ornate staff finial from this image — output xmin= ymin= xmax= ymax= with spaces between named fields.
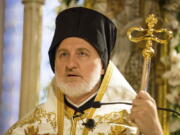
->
xmin=127 ymin=13 xmax=173 ymax=135
xmin=127 ymin=14 xmax=173 ymax=91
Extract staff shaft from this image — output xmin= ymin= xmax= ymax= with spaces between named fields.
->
xmin=140 ymin=58 xmax=151 ymax=91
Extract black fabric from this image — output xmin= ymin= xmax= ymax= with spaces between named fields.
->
xmin=64 ymin=95 xmax=96 ymax=114
xmin=48 ymin=7 xmax=117 ymax=72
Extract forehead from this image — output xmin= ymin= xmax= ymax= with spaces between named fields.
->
xmin=58 ymin=37 xmax=98 ymax=53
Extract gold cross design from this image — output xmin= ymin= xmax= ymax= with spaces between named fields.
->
xmin=127 ymin=14 xmax=173 ymax=91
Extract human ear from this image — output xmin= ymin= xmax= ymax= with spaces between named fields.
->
xmin=101 ymin=68 xmax=105 ymax=75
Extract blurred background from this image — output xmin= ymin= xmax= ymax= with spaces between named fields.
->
xmin=0 ymin=0 xmax=179 ymax=134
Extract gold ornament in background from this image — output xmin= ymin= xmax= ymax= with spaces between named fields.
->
xmin=127 ymin=14 xmax=173 ymax=91
xmin=107 ymin=0 xmax=124 ymax=17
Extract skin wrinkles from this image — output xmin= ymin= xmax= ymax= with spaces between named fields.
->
xmin=54 ymin=37 xmax=104 ymax=105
xmin=130 ymin=91 xmax=163 ymax=135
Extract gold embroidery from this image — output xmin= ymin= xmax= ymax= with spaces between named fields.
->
xmin=97 ymin=133 xmax=105 ymax=135
xmin=95 ymin=110 xmax=134 ymax=126
xmin=95 ymin=110 xmax=136 ymax=135
xmin=24 ymin=125 xmax=39 ymax=135
xmin=109 ymin=125 xmax=127 ymax=135
xmin=5 ymin=107 xmax=56 ymax=135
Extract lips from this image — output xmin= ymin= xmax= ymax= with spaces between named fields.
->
xmin=66 ymin=73 xmax=81 ymax=77
xmin=67 ymin=74 xmax=78 ymax=77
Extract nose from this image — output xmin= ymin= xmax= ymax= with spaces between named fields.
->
xmin=66 ymin=55 xmax=78 ymax=70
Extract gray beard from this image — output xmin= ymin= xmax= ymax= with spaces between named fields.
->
xmin=56 ymin=65 xmax=102 ymax=98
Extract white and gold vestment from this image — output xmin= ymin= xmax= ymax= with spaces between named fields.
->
xmin=6 ymin=61 xmax=137 ymax=135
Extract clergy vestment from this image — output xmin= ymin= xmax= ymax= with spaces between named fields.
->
xmin=5 ymin=61 xmax=137 ymax=135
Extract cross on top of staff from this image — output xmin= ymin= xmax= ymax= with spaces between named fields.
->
xmin=127 ymin=14 xmax=173 ymax=59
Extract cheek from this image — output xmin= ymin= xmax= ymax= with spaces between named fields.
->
xmin=85 ymin=62 xmax=96 ymax=70
xmin=54 ymin=60 xmax=59 ymax=72
xmin=83 ymin=60 xmax=102 ymax=76
xmin=54 ymin=60 xmax=64 ymax=76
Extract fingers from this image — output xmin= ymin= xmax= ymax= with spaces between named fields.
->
xmin=136 ymin=91 xmax=151 ymax=99
xmin=131 ymin=100 xmax=156 ymax=116
xmin=130 ymin=92 xmax=158 ymax=123
xmin=130 ymin=112 xmax=141 ymax=126
xmin=132 ymin=98 xmax=156 ymax=107
xmin=132 ymin=92 xmax=157 ymax=116
xmin=130 ymin=107 xmax=144 ymax=125
xmin=130 ymin=91 xmax=163 ymax=135
xmin=135 ymin=91 xmax=156 ymax=104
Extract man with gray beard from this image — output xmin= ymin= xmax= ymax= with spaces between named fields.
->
xmin=6 ymin=7 xmax=163 ymax=135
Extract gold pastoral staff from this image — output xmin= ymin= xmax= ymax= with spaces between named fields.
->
xmin=127 ymin=14 xmax=173 ymax=135
xmin=127 ymin=14 xmax=173 ymax=91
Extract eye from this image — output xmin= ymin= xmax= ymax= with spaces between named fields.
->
xmin=78 ymin=49 xmax=90 ymax=57
xmin=59 ymin=51 xmax=69 ymax=58
xmin=79 ymin=51 xmax=87 ymax=56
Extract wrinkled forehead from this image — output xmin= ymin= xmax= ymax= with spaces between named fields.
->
xmin=56 ymin=37 xmax=100 ymax=55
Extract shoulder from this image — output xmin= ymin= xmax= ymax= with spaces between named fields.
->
xmin=5 ymin=104 xmax=57 ymax=135
xmin=106 ymin=61 xmax=136 ymax=101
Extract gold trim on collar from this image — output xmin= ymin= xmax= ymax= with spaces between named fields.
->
xmin=82 ymin=61 xmax=114 ymax=135
xmin=65 ymin=105 xmax=90 ymax=120
xmin=65 ymin=105 xmax=75 ymax=119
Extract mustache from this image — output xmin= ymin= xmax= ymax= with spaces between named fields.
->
xmin=65 ymin=67 xmax=77 ymax=72
xmin=65 ymin=67 xmax=82 ymax=77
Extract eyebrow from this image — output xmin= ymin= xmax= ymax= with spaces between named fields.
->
xmin=57 ymin=48 xmax=90 ymax=53
xmin=77 ymin=48 xmax=90 ymax=53
xmin=56 ymin=48 xmax=68 ymax=53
